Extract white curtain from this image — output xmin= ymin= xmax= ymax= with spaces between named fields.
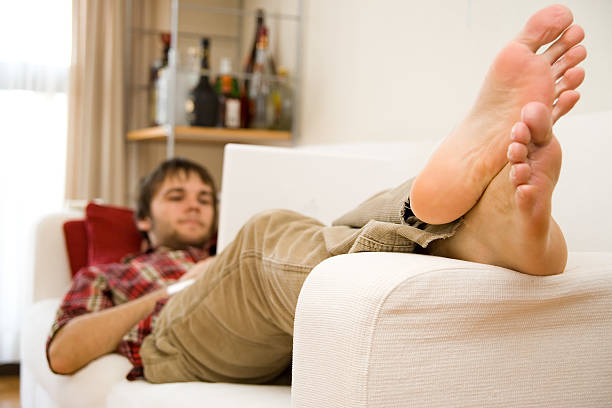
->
xmin=0 ymin=0 xmax=71 ymax=362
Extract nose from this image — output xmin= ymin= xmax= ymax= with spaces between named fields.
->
xmin=185 ymin=194 xmax=202 ymax=211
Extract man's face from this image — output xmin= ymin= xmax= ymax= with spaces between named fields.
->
xmin=138 ymin=171 xmax=215 ymax=250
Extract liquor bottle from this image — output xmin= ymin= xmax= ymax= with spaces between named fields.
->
xmin=248 ymin=26 xmax=273 ymax=129
xmin=149 ymin=33 xmax=171 ymax=126
xmin=186 ymin=38 xmax=218 ymax=127
xmin=214 ymin=58 xmax=241 ymax=128
xmin=244 ymin=10 xmax=265 ymax=92
xmin=241 ymin=9 xmax=265 ymax=128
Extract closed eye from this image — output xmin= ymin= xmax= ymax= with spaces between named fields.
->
xmin=198 ymin=192 xmax=213 ymax=205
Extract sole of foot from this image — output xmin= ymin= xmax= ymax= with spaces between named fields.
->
xmin=429 ymin=101 xmax=567 ymax=276
xmin=410 ymin=4 xmax=586 ymax=225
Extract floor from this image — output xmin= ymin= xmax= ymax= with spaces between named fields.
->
xmin=0 ymin=376 xmax=20 ymax=408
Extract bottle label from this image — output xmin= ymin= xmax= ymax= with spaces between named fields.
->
xmin=225 ymin=99 xmax=241 ymax=128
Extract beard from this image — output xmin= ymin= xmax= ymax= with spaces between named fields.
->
xmin=149 ymin=219 xmax=212 ymax=250
xmin=161 ymin=231 xmax=211 ymax=250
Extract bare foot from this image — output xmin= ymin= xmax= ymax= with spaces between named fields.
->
xmin=410 ymin=4 xmax=586 ymax=225
xmin=428 ymin=102 xmax=567 ymax=276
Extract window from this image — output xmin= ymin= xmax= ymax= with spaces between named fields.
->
xmin=0 ymin=0 xmax=71 ymax=362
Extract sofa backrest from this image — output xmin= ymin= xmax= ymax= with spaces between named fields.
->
xmin=219 ymin=110 xmax=612 ymax=253
xmin=218 ymin=140 xmax=438 ymax=252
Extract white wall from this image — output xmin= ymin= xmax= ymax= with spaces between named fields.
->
xmin=299 ymin=0 xmax=612 ymax=145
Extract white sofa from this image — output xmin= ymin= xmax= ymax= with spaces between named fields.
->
xmin=21 ymin=110 xmax=612 ymax=407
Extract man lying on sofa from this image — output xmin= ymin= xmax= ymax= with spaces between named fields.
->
xmin=48 ymin=4 xmax=587 ymax=383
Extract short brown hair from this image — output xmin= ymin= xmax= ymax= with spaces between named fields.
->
xmin=135 ymin=157 xmax=218 ymax=242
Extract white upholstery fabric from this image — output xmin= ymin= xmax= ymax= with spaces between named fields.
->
xmin=107 ymin=381 xmax=290 ymax=408
xmin=21 ymin=299 xmax=133 ymax=408
xmin=293 ymin=252 xmax=612 ymax=407
xmin=31 ymin=212 xmax=81 ymax=302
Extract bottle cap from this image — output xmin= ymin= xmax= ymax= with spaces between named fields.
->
xmin=256 ymin=9 xmax=264 ymax=24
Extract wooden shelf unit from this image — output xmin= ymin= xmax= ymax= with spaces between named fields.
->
xmin=127 ymin=126 xmax=292 ymax=145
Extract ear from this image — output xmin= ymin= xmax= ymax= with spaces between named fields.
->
xmin=137 ymin=217 xmax=152 ymax=232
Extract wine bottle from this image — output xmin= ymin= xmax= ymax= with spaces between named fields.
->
xmin=215 ymin=58 xmax=241 ymax=129
xmin=244 ymin=10 xmax=265 ymax=91
xmin=241 ymin=9 xmax=265 ymax=128
xmin=186 ymin=38 xmax=218 ymax=127
xmin=248 ymin=26 xmax=273 ymax=129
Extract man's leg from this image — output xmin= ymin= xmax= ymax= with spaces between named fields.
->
xmin=410 ymin=4 xmax=585 ymax=225
xmin=141 ymin=209 xmax=333 ymax=384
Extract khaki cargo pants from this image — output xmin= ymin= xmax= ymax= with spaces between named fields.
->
xmin=140 ymin=178 xmax=462 ymax=384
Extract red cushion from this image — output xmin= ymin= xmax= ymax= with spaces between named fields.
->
xmin=85 ymin=202 xmax=144 ymax=266
xmin=63 ymin=220 xmax=89 ymax=277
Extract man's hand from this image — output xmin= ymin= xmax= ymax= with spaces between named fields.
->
xmin=179 ymin=256 xmax=216 ymax=282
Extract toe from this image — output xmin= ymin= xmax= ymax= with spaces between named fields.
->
xmin=507 ymin=142 xmax=529 ymax=163
xmin=554 ymin=67 xmax=585 ymax=99
xmin=511 ymin=122 xmax=531 ymax=144
xmin=521 ymin=102 xmax=552 ymax=145
xmin=510 ymin=163 xmax=531 ymax=186
xmin=553 ymin=90 xmax=580 ymax=124
xmin=541 ymin=24 xmax=585 ymax=64
xmin=552 ymin=45 xmax=587 ymax=79
xmin=515 ymin=5 xmax=574 ymax=52
xmin=515 ymin=184 xmax=537 ymax=212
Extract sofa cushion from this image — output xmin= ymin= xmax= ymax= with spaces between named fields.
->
xmin=85 ymin=202 xmax=143 ymax=266
xmin=107 ymin=380 xmax=291 ymax=408
xmin=63 ymin=219 xmax=88 ymax=277
xmin=63 ymin=203 xmax=144 ymax=276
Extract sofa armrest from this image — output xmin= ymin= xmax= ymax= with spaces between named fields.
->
xmin=31 ymin=211 xmax=82 ymax=302
xmin=292 ymin=252 xmax=612 ymax=407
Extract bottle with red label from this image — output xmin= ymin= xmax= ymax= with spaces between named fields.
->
xmin=214 ymin=58 xmax=241 ymax=128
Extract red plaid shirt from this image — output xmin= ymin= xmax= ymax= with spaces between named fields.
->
xmin=47 ymin=246 xmax=211 ymax=380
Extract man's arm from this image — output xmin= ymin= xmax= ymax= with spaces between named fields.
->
xmin=47 ymin=288 xmax=167 ymax=375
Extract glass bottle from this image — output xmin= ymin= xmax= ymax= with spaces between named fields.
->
xmin=186 ymin=38 xmax=218 ymax=127
xmin=243 ymin=10 xmax=264 ymax=94
xmin=269 ymin=67 xmax=293 ymax=130
xmin=241 ymin=9 xmax=264 ymax=128
xmin=174 ymin=46 xmax=200 ymax=126
xmin=215 ymin=58 xmax=241 ymax=129
xmin=248 ymin=26 xmax=273 ymax=129
xmin=150 ymin=33 xmax=171 ymax=126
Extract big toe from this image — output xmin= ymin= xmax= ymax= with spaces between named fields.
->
xmin=515 ymin=4 xmax=574 ymax=52
xmin=521 ymin=102 xmax=552 ymax=145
